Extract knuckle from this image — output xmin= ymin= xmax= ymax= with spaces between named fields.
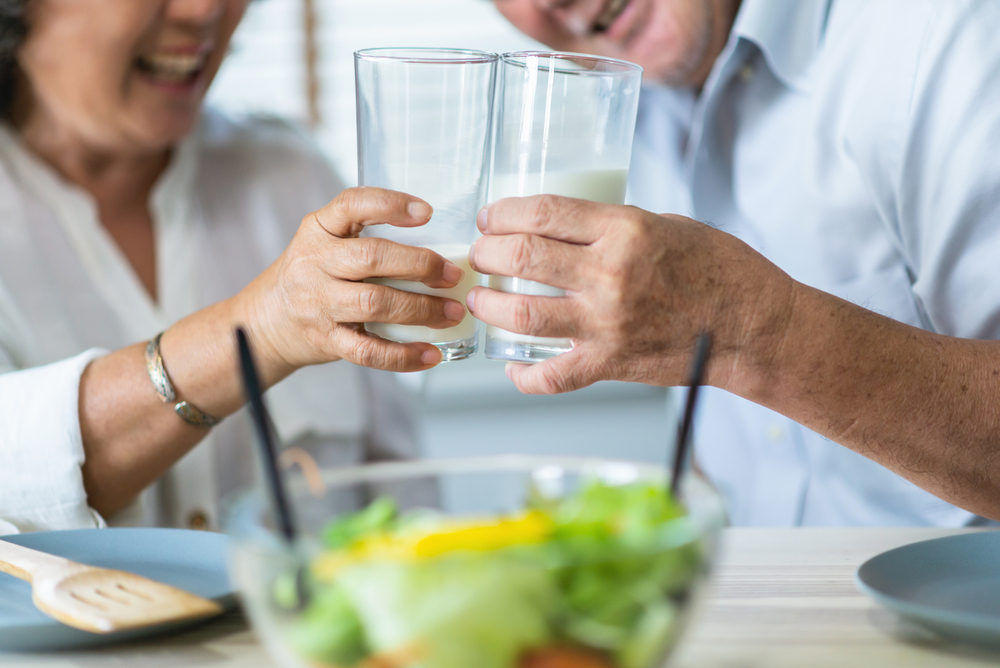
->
xmin=297 ymin=212 xmax=314 ymax=234
xmin=416 ymin=248 xmax=439 ymax=278
xmin=353 ymin=239 xmax=383 ymax=274
xmin=511 ymin=296 xmax=543 ymax=335
xmin=359 ymin=186 xmax=396 ymax=217
xmin=405 ymin=294 xmax=434 ymax=323
xmin=421 ymin=295 xmax=443 ymax=321
xmin=506 ymin=235 xmax=536 ymax=277
xmin=532 ymin=194 xmax=559 ymax=228
xmin=353 ymin=336 xmax=381 ymax=368
xmin=621 ymin=204 xmax=646 ymax=226
xmin=356 ymin=284 xmax=388 ymax=317
xmin=316 ymin=191 xmax=357 ymax=237
xmin=332 ymin=189 xmax=358 ymax=219
xmin=622 ymin=208 xmax=654 ymax=246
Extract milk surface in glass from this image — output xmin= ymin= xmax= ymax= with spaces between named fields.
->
xmin=487 ymin=168 xmax=629 ymax=351
xmin=366 ymin=243 xmax=482 ymax=344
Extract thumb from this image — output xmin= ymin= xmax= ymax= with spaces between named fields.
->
xmin=505 ymin=348 xmax=601 ymax=395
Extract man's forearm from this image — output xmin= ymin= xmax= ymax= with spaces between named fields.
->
xmin=466 ymin=197 xmax=1000 ymax=518
xmin=734 ymin=281 xmax=1000 ymax=519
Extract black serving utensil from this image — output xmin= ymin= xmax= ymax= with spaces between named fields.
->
xmin=236 ymin=327 xmax=308 ymax=608
xmin=670 ymin=332 xmax=712 ymax=498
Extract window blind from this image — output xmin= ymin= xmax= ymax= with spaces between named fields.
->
xmin=208 ymin=0 xmax=542 ymax=184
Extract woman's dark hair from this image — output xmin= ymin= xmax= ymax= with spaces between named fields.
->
xmin=0 ymin=0 xmax=27 ymax=117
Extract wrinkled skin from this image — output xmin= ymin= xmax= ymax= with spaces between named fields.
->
xmin=8 ymin=0 xmax=468 ymax=518
xmin=466 ymin=195 xmax=795 ymax=395
xmin=478 ymin=0 xmax=1000 ymax=524
xmin=240 ymin=188 xmax=466 ymax=380
xmin=492 ymin=0 xmax=740 ymax=86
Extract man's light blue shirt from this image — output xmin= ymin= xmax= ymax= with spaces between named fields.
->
xmin=627 ymin=0 xmax=1000 ymax=526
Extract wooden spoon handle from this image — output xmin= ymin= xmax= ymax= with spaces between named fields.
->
xmin=0 ymin=538 xmax=77 ymax=582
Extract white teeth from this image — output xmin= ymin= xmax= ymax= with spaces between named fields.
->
xmin=137 ymin=53 xmax=206 ymax=83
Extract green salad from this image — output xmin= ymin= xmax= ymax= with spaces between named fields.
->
xmin=282 ymin=480 xmax=703 ymax=668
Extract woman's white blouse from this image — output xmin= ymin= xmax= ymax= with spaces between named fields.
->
xmin=0 ymin=111 xmax=419 ymax=535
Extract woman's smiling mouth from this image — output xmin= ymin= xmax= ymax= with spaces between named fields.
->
xmin=135 ymin=52 xmax=208 ymax=86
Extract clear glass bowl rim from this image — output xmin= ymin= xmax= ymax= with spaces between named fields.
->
xmin=224 ymin=455 xmax=726 ymax=550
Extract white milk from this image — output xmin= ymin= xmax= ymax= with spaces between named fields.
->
xmin=488 ymin=169 xmax=629 ymax=349
xmin=491 ymin=168 xmax=629 ymax=206
xmin=366 ymin=243 xmax=481 ymax=344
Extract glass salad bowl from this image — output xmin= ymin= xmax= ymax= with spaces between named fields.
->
xmin=225 ymin=456 xmax=727 ymax=668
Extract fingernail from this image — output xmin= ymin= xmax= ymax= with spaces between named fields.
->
xmin=443 ymin=261 xmax=464 ymax=284
xmin=477 ymin=206 xmax=488 ymax=232
xmin=408 ymin=201 xmax=433 ymax=221
xmin=466 ymin=289 xmax=476 ymax=312
xmin=422 ymin=348 xmax=441 ymax=365
xmin=444 ymin=300 xmax=466 ymax=322
xmin=505 ymin=363 xmax=513 ymax=380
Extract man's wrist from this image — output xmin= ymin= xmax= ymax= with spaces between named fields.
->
xmin=721 ymin=272 xmax=800 ymax=403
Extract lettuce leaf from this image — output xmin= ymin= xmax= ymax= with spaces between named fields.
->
xmin=297 ymin=479 xmax=700 ymax=668
xmin=336 ymin=554 xmax=557 ymax=668
xmin=287 ymin=583 xmax=368 ymax=667
xmin=322 ymin=496 xmax=398 ymax=549
xmin=534 ymin=481 xmax=699 ymax=661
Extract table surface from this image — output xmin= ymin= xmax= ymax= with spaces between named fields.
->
xmin=5 ymin=528 xmax=1000 ymax=668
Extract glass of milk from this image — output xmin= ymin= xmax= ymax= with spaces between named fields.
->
xmin=485 ymin=51 xmax=642 ymax=363
xmin=355 ymin=48 xmax=498 ymax=362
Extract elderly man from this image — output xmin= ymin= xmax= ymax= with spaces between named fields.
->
xmin=470 ymin=0 xmax=1000 ymax=525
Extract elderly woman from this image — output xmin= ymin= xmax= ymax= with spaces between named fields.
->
xmin=0 ymin=0 xmax=466 ymax=533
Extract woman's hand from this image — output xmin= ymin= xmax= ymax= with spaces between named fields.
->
xmin=78 ymin=186 xmax=463 ymax=517
xmin=235 ymin=187 xmax=467 ymax=382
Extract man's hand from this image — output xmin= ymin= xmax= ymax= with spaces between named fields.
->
xmin=467 ymin=195 xmax=796 ymax=394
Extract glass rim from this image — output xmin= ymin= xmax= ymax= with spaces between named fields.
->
xmin=355 ymin=47 xmax=498 ymax=64
xmin=223 ymin=455 xmax=727 ymax=540
xmin=501 ymin=50 xmax=643 ymax=76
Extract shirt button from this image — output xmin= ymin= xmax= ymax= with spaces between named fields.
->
xmin=188 ymin=509 xmax=210 ymax=531
xmin=767 ymin=424 xmax=785 ymax=443
xmin=739 ymin=64 xmax=754 ymax=82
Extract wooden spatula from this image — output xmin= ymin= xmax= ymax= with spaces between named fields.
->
xmin=0 ymin=537 xmax=222 ymax=633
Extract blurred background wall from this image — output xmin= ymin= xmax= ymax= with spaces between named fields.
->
xmin=207 ymin=0 xmax=675 ymax=466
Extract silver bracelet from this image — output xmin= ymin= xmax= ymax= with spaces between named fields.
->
xmin=144 ymin=332 xmax=221 ymax=428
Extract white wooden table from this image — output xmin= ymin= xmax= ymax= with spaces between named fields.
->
xmin=5 ymin=528 xmax=998 ymax=668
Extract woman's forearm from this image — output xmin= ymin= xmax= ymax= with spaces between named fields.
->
xmin=77 ymin=297 xmax=284 ymax=517
xmin=736 ymin=281 xmax=1000 ymax=519
xmin=76 ymin=187 xmax=464 ymax=519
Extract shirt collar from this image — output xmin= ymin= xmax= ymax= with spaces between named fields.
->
xmin=730 ymin=0 xmax=833 ymax=92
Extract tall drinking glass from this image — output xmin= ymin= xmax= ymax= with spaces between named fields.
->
xmin=355 ymin=48 xmax=498 ymax=362
xmin=485 ymin=51 xmax=642 ymax=363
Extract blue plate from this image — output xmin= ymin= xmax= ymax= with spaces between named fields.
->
xmin=0 ymin=528 xmax=236 ymax=652
xmin=857 ymin=531 xmax=1000 ymax=647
